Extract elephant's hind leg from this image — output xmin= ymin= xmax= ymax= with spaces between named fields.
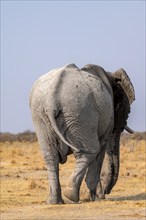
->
xmin=32 ymin=113 xmax=64 ymax=204
xmin=85 ymin=146 xmax=106 ymax=201
xmin=64 ymin=153 xmax=96 ymax=203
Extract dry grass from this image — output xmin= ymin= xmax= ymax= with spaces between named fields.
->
xmin=0 ymin=139 xmax=146 ymax=220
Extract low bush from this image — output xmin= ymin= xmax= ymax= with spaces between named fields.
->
xmin=0 ymin=130 xmax=37 ymax=143
xmin=0 ymin=130 xmax=145 ymax=143
xmin=121 ymin=131 xmax=146 ymax=145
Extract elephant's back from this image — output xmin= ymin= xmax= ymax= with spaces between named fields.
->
xmin=47 ymin=64 xmax=113 ymax=137
xmin=30 ymin=63 xmax=113 ymax=137
xmin=29 ymin=64 xmax=79 ymax=110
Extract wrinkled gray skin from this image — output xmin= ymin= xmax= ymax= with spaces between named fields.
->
xmin=30 ymin=63 xmax=135 ymax=204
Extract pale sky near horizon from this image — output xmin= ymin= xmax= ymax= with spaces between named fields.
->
xmin=1 ymin=1 xmax=145 ymax=133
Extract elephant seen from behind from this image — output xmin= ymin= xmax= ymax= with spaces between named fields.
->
xmin=29 ymin=63 xmax=135 ymax=204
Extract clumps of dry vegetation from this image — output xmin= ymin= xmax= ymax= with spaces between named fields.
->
xmin=0 ymin=131 xmax=146 ymax=143
xmin=0 ymin=131 xmax=145 ymax=219
xmin=0 ymin=130 xmax=37 ymax=143
xmin=120 ymin=131 xmax=146 ymax=145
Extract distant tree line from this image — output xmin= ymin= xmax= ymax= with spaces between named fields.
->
xmin=0 ymin=130 xmax=37 ymax=143
xmin=120 ymin=131 xmax=146 ymax=145
xmin=0 ymin=130 xmax=145 ymax=143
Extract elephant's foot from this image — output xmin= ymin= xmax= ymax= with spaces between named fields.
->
xmin=96 ymin=181 xmax=106 ymax=200
xmin=97 ymin=193 xmax=105 ymax=200
xmin=90 ymin=191 xmax=97 ymax=201
xmin=90 ymin=191 xmax=105 ymax=201
xmin=64 ymin=187 xmax=79 ymax=203
xmin=47 ymin=196 xmax=64 ymax=205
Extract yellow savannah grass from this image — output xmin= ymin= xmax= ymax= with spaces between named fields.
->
xmin=0 ymin=140 xmax=145 ymax=219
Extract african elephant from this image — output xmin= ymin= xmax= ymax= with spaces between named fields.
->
xmin=29 ymin=63 xmax=135 ymax=204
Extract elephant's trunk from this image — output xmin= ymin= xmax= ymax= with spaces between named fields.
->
xmin=103 ymin=132 xmax=120 ymax=194
xmin=110 ymin=133 xmax=120 ymax=192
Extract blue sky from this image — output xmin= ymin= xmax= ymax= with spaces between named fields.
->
xmin=1 ymin=1 xmax=145 ymax=133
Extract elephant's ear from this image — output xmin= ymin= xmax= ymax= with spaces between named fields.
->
xmin=112 ymin=69 xmax=135 ymax=132
xmin=112 ymin=69 xmax=135 ymax=105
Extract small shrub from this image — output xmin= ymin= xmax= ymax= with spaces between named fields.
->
xmin=120 ymin=132 xmax=146 ymax=146
xmin=0 ymin=131 xmax=37 ymax=143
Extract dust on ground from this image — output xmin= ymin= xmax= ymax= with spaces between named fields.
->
xmin=0 ymin=139 xmax=146 ymax=220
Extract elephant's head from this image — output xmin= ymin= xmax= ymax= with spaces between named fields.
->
xmin=99 ymin=68 xmax=135 ymax=196
xmin=81 ymin=64 xmax=135 ymax=196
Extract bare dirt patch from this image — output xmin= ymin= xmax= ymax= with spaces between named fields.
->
xmin=0 ymin=140 xmax=145 ymax=220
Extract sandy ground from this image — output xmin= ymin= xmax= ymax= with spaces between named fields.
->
xmin=0 ymin=139 xmax=146 ymax=220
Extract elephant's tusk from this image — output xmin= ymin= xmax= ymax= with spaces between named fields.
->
xmin=124 ymin=125 xmax=134 ymax=133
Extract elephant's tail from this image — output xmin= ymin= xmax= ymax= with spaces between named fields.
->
xmin=47 ymin=107 xmax=79 ymax=153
